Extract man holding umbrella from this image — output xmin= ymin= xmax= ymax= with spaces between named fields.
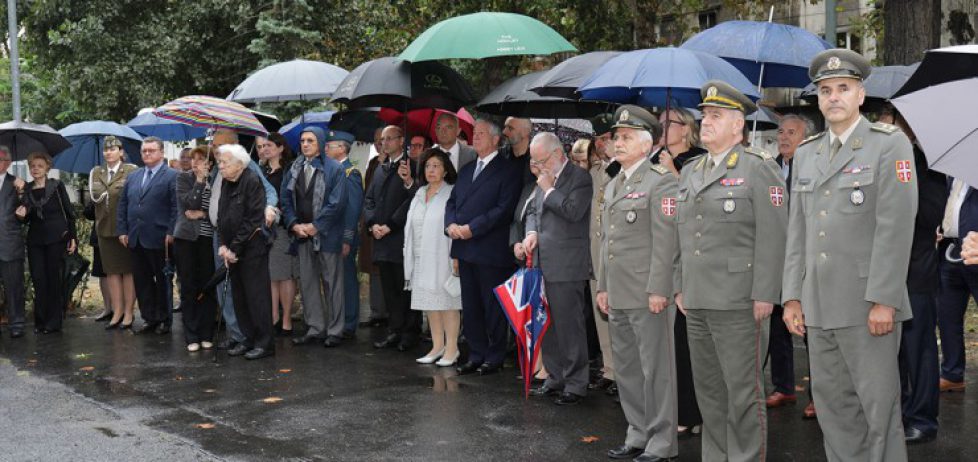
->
xmin=782 ymin=49 xmax=917 ymax=461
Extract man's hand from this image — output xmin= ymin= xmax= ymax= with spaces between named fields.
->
xmin=118 ymin=235 xmax=129 ymax=247
xmin=264 ymin=207 xmax=277 ymax=227
xmin=14 ymin=205 xmax=26 ymax=218
xmin=596 ymin=291 xmax=610 ymax=314
xmin=304 ymin=224 xmax=318 ymax=236
xmin=446 ymin=224 xmax=461 ymax=239
xmin=963 ymin=231 xmax=978 ymax=265
xmin=783 ymin=300 xmax=806 ymax=336
xmin=458 ymin=225 xmax=473 ymax=240
xmin=513 ymin=243 xmax=526 ymax=260
xmin=675 ymin=292 xmax=686 ymax=315
xmin=648 ymin=294 xmax=668 ymax=314
xmin=67 ymin=239 xmax=77 ymax=255
xmin=397 ymin=160 xmax=411 ymax=185
xmin=522 ymin=233 xmax=538 ymax=254
xmin=165 ymin=234 xmax=174 ymax=246
xmin=342 ymin=243 xmax=351 ymax=258
xmin=753 ymin=301 xmax=774 ymax=322
xmin=868 ymin=303 xmax=896 ymax=336
xmin=292 ymin=224 xmax=308 ymax=238
xmin=536 ymin=168 xmax=555 ymax=191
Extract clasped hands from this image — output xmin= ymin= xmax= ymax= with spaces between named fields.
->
xmin=446 ymin=223 xmax=472 ymax=240
xmin=292 ymin=223 xmax=319 ymax=239
xmin=370 ymin=223 xmax=391 ymax=240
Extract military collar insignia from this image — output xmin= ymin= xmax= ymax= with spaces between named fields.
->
xmin=650 ymin=164 xmax=669 ymax=175
xmin=694 ymin=156 xmax=707 ymax=171
xmin=726 ymin=151 xmax=739 ymax=168
xmin=799 ymin=131 xmax=825 ymax=147
xmin=852 ymin=137 xmax=863 ymax=150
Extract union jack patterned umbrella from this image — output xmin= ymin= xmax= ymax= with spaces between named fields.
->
xmin=154 ymin=95 xmax=268 ymax=137
xmin=494 ymin=254 xmax=551 ymax=398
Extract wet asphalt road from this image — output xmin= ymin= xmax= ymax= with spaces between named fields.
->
xmin=1 ymin=317 xmax=976 ymax=461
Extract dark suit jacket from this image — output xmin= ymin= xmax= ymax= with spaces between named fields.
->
xmin=363 ymin=156 xmax=418 ymax=263
xmin=23 ymin=179 xmax=77 ymax=246
xmin=445 ymin=152 xmax=520 ymax=268
xmin=117 ymin=164 xmax=178 ymax=250
xmin=217 ymin=168 xmax=267 ymax=258
xmin=944 ymin=175 xmax=978 ymax=276
xmin=524 ymin=162 xmax=593 ymax=282
xmin=908 ymin=146 xmax=946 ymax=293
xmin=0 ymin=173 xmax=25 ymax=261
xmin=173 ymin=172 xmax=207 ymax=241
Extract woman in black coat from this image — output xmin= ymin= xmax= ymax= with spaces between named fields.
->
xmin=215 ymin=144 xmax=274 ymax=360
xmin=15 ymin=152 xmax=77 ymax=334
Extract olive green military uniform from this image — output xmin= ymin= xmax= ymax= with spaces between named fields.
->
xmin=589 ymin=112 xmax=617 ymax=382
xmin=674 ymin=81 xmax=788 ymax=462
xmin=781 ymin=47 xmax=916 ymax=462
xmin=596 ymin=106 xmax=679 ymax=459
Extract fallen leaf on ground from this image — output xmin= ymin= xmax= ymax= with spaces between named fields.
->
xmin=580 ymin=436 xmax=600 ymax=443
xmin=203 ymin=389 xmax=217 ymax=393
xmin=79 ymin=366 xmax=95 ymax=372
xmin=74 ymin=353 xmax=92 ymax=359
xmin=795 ymin=385 xmax=805 ymax=392
xmin=802 ymin=376 xmax=810 ymax=382
xmin=194 ymin=423 xmax=216 ymax=429
xmin=16 ymin=371 xmax=29 ymax=377
xmin=262 ymin=397 xmax=283 ymax=404
xmin=279 ymin=369 xmax=292 ymax=373
xmin=175 ymin=375 xmax=184 ymax=381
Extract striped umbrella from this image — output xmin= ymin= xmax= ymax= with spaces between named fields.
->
xmin=154 ymin=95 xmax=267 ymax=137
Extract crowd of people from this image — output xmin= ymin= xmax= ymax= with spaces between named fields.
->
xmin=2 ymin=48 xmax=978 ymax=462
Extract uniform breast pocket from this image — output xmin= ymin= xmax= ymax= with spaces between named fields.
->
xmin=675 ymin=190 xmax=689 ymax=223
xmin=836 ymin=172 xmax=875 ymax=214
xmin=714 ymin=188 xmax=754 ymax=222
xmin=791 ymin=183 xmax=814 ymax=214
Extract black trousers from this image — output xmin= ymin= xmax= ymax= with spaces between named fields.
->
xmin=0 ymin=258 xmax=26 ymax=330
xmin=132 ymin=245 xmax=169 ymax=327
xmin=583 ymin=285 xmax=601 ymax=362
xmin=28 ymin=242 xmax=66 ymax=332
xmin=936 ymin=257 xmax=978 ymax=382
xmin=768 ymin=304 xmax=795 ymax=395
xmin=174 ymin=237 xmax=217 ymax=344
xmin=675 ymin=310 xmax=702 ymax=427
xmin=458 ymin=261 xmax=512 ymax=366
xmin=377 ymin=261 xmax=420 ymax=340
xmin=899 ymin=292 xmax=940 ymax=434
xmin=230 ymin=246 xmax=274 ymax=351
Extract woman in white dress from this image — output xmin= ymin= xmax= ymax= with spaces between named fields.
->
xmin=404 ymin=149 xmax=461 ymax=366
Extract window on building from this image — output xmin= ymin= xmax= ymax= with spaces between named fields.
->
xmin=699 ymin=10 xmax=717 ymax=30
xmin=836 ymin=31 xmax=862 ymax=54
xmin=660 ymin=16 xmax=681 ymax=45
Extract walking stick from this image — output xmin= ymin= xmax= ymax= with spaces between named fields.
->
xmin=213 ymin=265 xmax=231 ymax=364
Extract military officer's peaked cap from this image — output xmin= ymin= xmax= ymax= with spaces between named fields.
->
xmin=103 ymin=135 xmax=123 ymax=149
xmin=590 ymin=112 xmax=615 ymax=135
xmin=809 ymin=48 xmax=872 ymax=83
xmin=325 ymin=130 xmax=355 ymax=144
xmin=611 ymin=105 xmax=661 ymax=138
xmin=698 ymin=80 xmax=758 ymax=115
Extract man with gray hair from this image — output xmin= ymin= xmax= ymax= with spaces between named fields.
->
xmin=434 ymin=112 xmax=477 ymax=170
xmin=520 ymin=132 xmax=593 ymax=405
xmin=0 ymin=145 xmax=26 ymax=338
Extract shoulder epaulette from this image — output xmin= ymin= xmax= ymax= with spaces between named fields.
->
xmin=744 ymin=146 xmax=772 ymax=160
xmin=798 ymin=131 xmax=826 ymax=146
xmin=871 ymin=122 xmax=899 ymax=134
xmin=691 ymin=154 xmax=708 ymax=171
xmin=650 ymin=164 xmax=669 ymax=175
xmin=345 ymin=167 xmax=359 ymax=177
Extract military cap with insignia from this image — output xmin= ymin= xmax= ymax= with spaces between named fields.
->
xmin=611 ymin=104 xmax=662 ymax=139
xmin=698 ymin=80 xmax=757 ymax=115
xmin=809 ymin=48 xmax=872 ymax=83
xmin=590 ymin=112 xmax=615 ymax=135
xmin=325 ymin=130 xmax=355 ymax=144
xmin=103 ymin=135 xmax=123 ymax=149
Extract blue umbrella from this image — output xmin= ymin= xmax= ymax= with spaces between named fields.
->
xmin=127 ymin=111 xmax=208 ymax=141
xmin=681 ymin=20 xmax=832 ymax=88
xmin=279 ymin=111 xmax=334 ymax=153
xmin=55 ymin=121 xmax=144 ymax=173
xmin=578 ymin=47 xmax=760 ymax=108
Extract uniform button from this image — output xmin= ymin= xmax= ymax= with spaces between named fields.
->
xmin=609 ymin=240 xmax=614 ymax=245
xmin=819 ymin=252 xmax=827 ymax=259
xmin=819 ymin=210 xmax=827 ymax=217
xmin=696 ymin=215 xmax=703 ymax=220
xmin=609 ymin=255 xmax=615 ymax=260
xmin=695 ymin=232 xmax=701 ymax=238
xmin=696 ymin=197 xmax=702 ymax=203
xmin=823 ymin=190 xmax=830 ymax=196
xmin=818 ymin=231 xmax=825 ymax=237
xmin=747 ymin=263 xmax=752 ymax=268
xmin=610 ymin=225 xmax=615 ymax=230
xmin=694 ymin=250 xmax=701 ymax=256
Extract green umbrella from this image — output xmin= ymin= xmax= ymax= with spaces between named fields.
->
xmin=398 ymin=12 xmax=577 ymax=62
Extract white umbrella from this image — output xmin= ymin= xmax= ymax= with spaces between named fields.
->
xmin=227 ymin=59 xmax=349 ymax=103
xmin=892 ymin=77 xmax=978 ymax=188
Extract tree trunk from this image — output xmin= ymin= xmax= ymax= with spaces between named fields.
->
xmin=882 ymin=0 xmax=941 ymax=65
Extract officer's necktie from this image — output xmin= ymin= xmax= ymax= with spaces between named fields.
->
xmin=473 ymin=159 xmax=485 ymax=181
xmin=614 ymin=174 xmax=626 ymax=196
xmin=830 ymin=138 xmax=843 ymax=161
xmin=107 ymin=169 xmax=113 ymax=183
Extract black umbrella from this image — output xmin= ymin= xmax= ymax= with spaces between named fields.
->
xmin=893 ymin=45 xmax=978 ymax=99
xmin=329 ymin=57 xmax=476 ymax=111
xmin=475 ymin=71 xmax=612 ymax=119
xmin=197 ymin=264 xmax=228 ymax=301
xmin=329 ymin=108 xmax=386 ymax=142
xmin=528 ymin=51 xmax=623 ymax=98
xmin=0 ymin=120 xmax=72 ymax=161
xmin=250 ymin=109 xmax=283 ymax=133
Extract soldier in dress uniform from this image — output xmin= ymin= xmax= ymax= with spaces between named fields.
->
xmin=673 ymin=80 xmax=788 ymax=461
xmin=596 ymin=105 xmax=680 ymax=462
xmin=782 ymin=48 xmax=917 ymax=462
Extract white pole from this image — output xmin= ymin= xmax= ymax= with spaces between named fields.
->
xmin=7 ymin=0 xmax=21 ymax=122
xmin=751 ymin=6 xmax=775 ymax=146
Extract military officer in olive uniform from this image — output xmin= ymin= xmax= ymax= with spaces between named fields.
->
xmin=782 ymin=49 xmax=916 ymax=462
xmin=596 ymin=105 xmax=680 ymax=462
xmin=673 ymin=81 xmax=787 ymax=462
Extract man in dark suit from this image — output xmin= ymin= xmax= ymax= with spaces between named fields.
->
xmin=445 ymin=119 xmax=520 ymax=375
xmin=520 ymin=132 xmax=593 ymax=405
xmin=365 ymin=125 xmax=420 ymax=351
xmin=117 ymin=136 xmax=178 ymax=334
xmin=0 ymin=146 xmax=26 ymax=338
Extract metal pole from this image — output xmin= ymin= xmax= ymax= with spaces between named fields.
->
xmin=7 ymin=0 xmax=21 ymax=122
xmin=825 ymin=0 xmax=837 ymax=44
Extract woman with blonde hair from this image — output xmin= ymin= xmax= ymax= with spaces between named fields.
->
xmin=654 ymin=107 xmax=705 ymax=178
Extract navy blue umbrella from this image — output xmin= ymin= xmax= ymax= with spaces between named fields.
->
xmin=55 ymin=121 xmax=144 ymax=173
xmin=681 ymin=20 xmax=832 ymax=88
xmin=578 ymin=47 xmax=760 ymax=108
xmin=279 ymin=111 xmax=334 ymax=153
xmin=127 ymin=111 xmax=207 ymax=141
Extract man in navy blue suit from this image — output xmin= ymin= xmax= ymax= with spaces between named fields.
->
xmin=445 ymin=119 xmax=520 ymax=376
xmin=117 ymin=137 xmax=178 ymax=334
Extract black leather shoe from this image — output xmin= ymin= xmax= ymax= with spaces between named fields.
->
xmin=292 ymin=334 xmax=320 ymax=346
xmin=373 ymin=333 xmax=401 ymax=349
xmin=134 ymin=323 xmax=158 ymax=334
xmin=905 ymin=426 xmax=936 ymax=445
xmin=456 ymin=361 xmax=481 ymax=375
xmin=9 ymin=329 xmax=24 ymax=339
xmin=227 ymin=344 xmax=249 ymax=356
xmin=323 ymin=336 xmax=343 ymax=348
xmin=217 ymin=339 xmax=237 ymax=350
xmin=94 ymin=311 xmax=112 ymax=322
xmin=366 ymin=317 xmax=388 ymax=327
xmin=530 ymin=385 xmax=561 ymax=397
xmin=396 ymin=339 xmax=419 ymax=351
xmin=589 ymin=377 xmax=615 ymax=391
xmin=633 ymin=455 xmax=676 ymax=462
xmin=607 ymin=444 xmax=643 ymax=459
xmin=155 ymin=324 xmax=171 ymax=335
xmin=477 ymin=362 xmax=502 ymax=376
xmin=244 ymin=347 xmax=274 ymax=360
xmin=605 ymin=382 xmax=619 ymax=396
xmin=105 ymin=321 xmax=121 ymax=330
xmin=554 ymin=391 xmax=583 ymax=406
xmin=341 ymin=329 xmax=355 ymax=340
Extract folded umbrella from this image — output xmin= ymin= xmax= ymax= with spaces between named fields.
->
xmin=494 ymin=254 xmax=551 ymax=398
xmin=0 ymin=120 xmax=71 ymax=161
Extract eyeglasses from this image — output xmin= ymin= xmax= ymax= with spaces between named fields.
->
xmin=381 ymin=136 xmax=403 ymax=142
xmin=410 ymin=143 xmax=425 ymax=149
xmin=529 ymin=152 xmax=555 ymax=166
xmin=664 ymin=120 xmax=686 ymax=127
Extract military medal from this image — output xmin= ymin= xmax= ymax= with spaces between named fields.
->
xmin=626 ymin=210 xmax=637 ymax=223
xmin=850 ymin=188 xmax=865 ymax=206
xmin=723 ymin=199 xmax=736 ymax=213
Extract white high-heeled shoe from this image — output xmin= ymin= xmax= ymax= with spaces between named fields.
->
xmin=435 ymin=351 xmax=460 ymax=367
xmin=416 ymin=348 xmax=445 ymax=364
